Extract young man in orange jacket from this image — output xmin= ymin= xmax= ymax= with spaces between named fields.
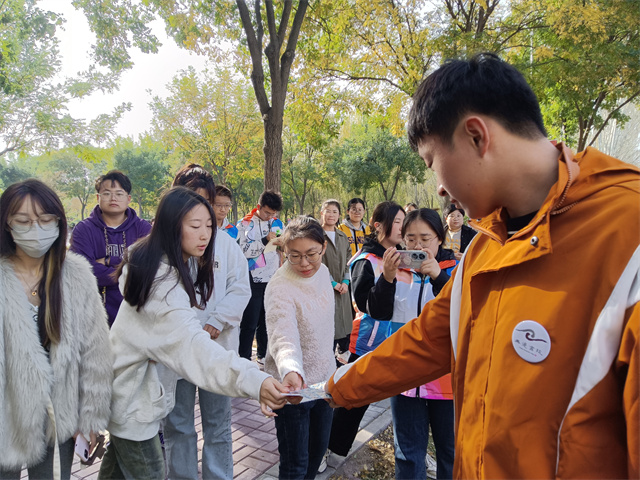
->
xmin=326 ymin=53 xmax=639 ymax=479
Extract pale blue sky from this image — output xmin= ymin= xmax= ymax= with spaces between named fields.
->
xmin=40 ymin=0 xmax=209 ymax=140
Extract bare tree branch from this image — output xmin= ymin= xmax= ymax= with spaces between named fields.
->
xmin=236 ymin=0 xmax=270 ymax=113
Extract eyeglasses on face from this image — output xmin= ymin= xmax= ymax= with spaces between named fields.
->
xmin=99 ymin=191 xmax=128 ymax=201
xmin=213 ymin=203 xmax=232 ymax=210
xmin=9 ymin=214 xmax=60 ymax=233
xmin=408 ymin=236 xmax=439 ymax=247
xmin=287 ymin=250 xmax=322 ymax=265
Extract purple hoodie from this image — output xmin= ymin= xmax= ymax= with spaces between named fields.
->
xmin=70 ymin=205 xmax=152 ymax=326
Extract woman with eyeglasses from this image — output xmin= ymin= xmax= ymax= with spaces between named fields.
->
xmin=263 ymin=216 xmax=335 ymax=479
xmin=337 ymin=197 xmax=371 ymax=257
xmin=389 ymin=208 xmax=457 ymax=480
xmin=0 ymin=179 xmax=112 ymax=479
xmin=326 ymin=201 xmax=406 ymax=461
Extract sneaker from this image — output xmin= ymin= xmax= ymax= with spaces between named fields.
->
xmin=256 ymin=357 xmax=265 ymax=366
xmin=318 ymin=450 xmax=330 ymax=473
xmin=335 ymin=348 xmax=351 ymax=365
xmin=426 ymin=453 xmax=437 ymax=478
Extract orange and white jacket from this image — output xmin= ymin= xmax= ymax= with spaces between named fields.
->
xmin=327 ymin=144 xmax=640 ymax=479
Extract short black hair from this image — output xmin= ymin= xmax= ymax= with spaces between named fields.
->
xmin=172 ymin=164 xmax=216 ymax=204
xmin=258 ymin=190 xmax=283 ymax=211
xmin=282 ymin=215 xmax=325 ymax=247
xmin=408 ymin=52 xmax=547 ymax=149
xmin=444 ymin=204 xmax=465 ymax=217
xmin=215 ymin=185 xmax=233 ymax=200
xmin=95 ymin=170 xmax=132 ymax=194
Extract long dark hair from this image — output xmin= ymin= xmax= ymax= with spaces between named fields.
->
xmin=0 ymin=179 xmax=68 ymax=345
xmin=118 ymin=187 xmax=215 ymax=311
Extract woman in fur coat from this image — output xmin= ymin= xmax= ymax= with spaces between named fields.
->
xmin=0 ymin=179 xmax=113 ymax=479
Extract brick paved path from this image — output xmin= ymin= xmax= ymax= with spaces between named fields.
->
xmin=56 ymin=395 xmax=390 ymax=480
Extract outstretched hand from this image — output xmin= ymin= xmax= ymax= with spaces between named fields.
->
xmin=323 ymin=380 xmax=339 ymax=408
xmin=282 ymin=371 xmax=307 ymax=405
xmin=259 ymin=377 xmax=288 ymax=417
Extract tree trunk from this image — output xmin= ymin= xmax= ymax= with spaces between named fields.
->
xmin=236 ymin=0 xmax=308 ymax=194
xmin=263 ymin=114 xmax=283 ymax=191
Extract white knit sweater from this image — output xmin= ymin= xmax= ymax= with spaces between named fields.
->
xmin=264 ymin=261 xmax=336 ymax=385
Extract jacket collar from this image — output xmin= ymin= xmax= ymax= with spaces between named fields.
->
xmin=470 ymin=142 xmax=579 ymax=247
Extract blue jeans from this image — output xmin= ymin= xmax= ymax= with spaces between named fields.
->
xmin=0 ymin=438 xmax=74 ymax=480
xmin=274 ymin=400 xmax=333 ymax=479
xmin=163 ymin=379 xmax=232 ymax=480
xmin=98 ymin=434 xmax=165 ymax=480
xmin=390 ymin=395 xmax=455 ymax=480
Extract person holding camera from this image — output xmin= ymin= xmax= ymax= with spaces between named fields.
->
xmin=325 ymin=201 xmax=405 ymax=460
xmin=388 ymin=208 xmax=457 ymax=480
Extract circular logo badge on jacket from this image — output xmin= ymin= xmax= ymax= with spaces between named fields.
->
xmin=511 ymin=320 xmax=551 ymax=363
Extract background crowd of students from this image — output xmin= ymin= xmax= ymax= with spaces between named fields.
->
xmin=3 ymin=53 xmax=637 ymax=480
xmin=0 ymin=162 xmax=465 ymax=480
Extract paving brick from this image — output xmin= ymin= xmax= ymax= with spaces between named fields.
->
xmin=235 ymin=416 xmax=264 ymax=429
xmin=263 ymin=438 xmax=280 ymax=453
xmin=238 ymin=455 xmax=271 ymax=471
xmin=233 ymin=445 xmax=257 ymax=462
xmin=75 ymin=461 xmax=102 ymax=479
xmin=245 ymin=429 xmax=276 ymax=444
xmin=235 ymin=434 xmax=271 ymax=449
xmin=232 ymin=409 xmax=250 ymax=421
xmin=257 ymin=420 xmax=277 ymax=432
xmin=235 ymin=424 xmax=256 ymax=436
xmin=234 ymin=467 xmax=260 ymax=480
xmin=233 ymin=463 xmax=248 ymax=478
xmin=250 ymin=449 xmax=280 ymax=464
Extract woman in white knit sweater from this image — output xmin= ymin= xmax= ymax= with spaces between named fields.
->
xmin=264 ymin=216 xmax=336 ymax=480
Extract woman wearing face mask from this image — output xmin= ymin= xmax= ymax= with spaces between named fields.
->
xmin=0 ymin=179 xmax=112 ymax=479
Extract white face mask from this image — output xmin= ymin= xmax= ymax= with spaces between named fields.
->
xmin=11 ymin=224 xmax=60 ymax=258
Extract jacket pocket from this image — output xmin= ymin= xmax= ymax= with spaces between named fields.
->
xmin=133 ymin=363 xmax=167 ymax=423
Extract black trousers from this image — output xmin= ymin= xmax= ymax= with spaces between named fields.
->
xmin=327 ymin=353 xmax=369 ymax=456
xmin=238 ymin=278 xmax=268 ymax=359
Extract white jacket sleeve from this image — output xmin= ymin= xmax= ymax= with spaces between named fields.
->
xmin=146 ymin=272 xmax=268 ymax=400
xmin=237 ymin=219 xmax=267 ymax=259
xmin=265 ymin=279 xmax=305 ymax=382
xmin=205 ymin=235 xmax=251 ymax=332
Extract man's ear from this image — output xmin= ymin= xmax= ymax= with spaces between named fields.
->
xmin=463 ymin=116 xmax=490 ymax=157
